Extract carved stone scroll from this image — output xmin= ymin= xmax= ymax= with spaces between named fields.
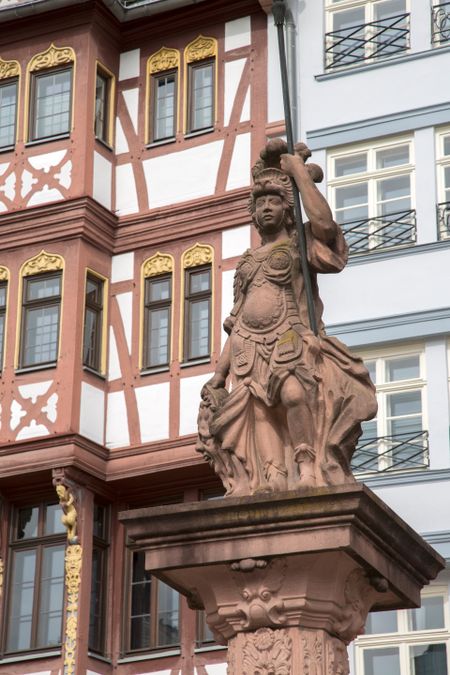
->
xmin=185 ymin=35 xmax=217 ymax=63
xmin=148 ymin=47 xmax=180 ymax=74
xmin=0 ymin=57 xmax=19 ymax=80
xmin=143 ymin=252 xmax=173 ymax=278
xmin=22 ymin=250 xmax=64 ymax=276
xmin=183 ymin=243 xmax=213 ymax=268
xmin=29 ymin=43 xmax=75 ymax=72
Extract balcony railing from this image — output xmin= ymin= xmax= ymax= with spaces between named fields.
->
xmin=351 ymin=430 xmax=429 ymax=475
xmin=437 ymin=201 xmax=450 ymax=239
xmin=432 ymin=2 xmax=450 ymax=45
xmin=325 ymin=13 xmax=410 ymax=70
xmin=341 ymin=209 xmax=416 ymax=255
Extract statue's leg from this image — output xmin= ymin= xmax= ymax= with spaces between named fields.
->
xmin=280 ymin=376 xmax=316 ymax=486
xmin=253 ymin=399 xmax=288 ymax=491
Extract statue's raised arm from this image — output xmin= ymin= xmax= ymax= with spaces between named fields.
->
xmin=196 ymin=139 xmax=377 ymax=496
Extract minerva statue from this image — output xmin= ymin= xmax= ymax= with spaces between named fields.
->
xmin=196 ymin=139 xmax=377 ymax=496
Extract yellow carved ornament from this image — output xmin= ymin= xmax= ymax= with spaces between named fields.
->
xmin=63 ymin=543 xmax=82 ymax=675
xmin=29 ymin=43 xmax=75 ymax=72
xmin=183 ymin=243 xmax=213 ymax=269
xmin=185 ymin=35 xmax=217 ymax=64
xmin=143 ymin=252 xmax=173 ymax=278
xmin=148 ymin=47 xmax=180 ymax=74
xmin=22 ymin=250 xmax=64 ymax=277
xmin=0 ymin=57 xmax=19 ymax=80
xmin=0 ymin=266 xmax=9 ymax=281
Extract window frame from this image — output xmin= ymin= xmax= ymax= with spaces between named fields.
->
xmin=436 ymin=126 xmax=450 ymax=240
xmin=149 ymin=68 xmax=178 ymax=143
xmin=94 ymin=62 xmax=115 ymax=147
xmin=0 ymin=276 xmax=8 ymax=371
xmin=88 ymin=504 xmax=109 ymax=655
xmin=186 ymin=58 xmax=215 ymax=135
xmin=183 ymin=264 xmax=212 ymax=363
xmin=19 ymin=270 xmax=63 ymax=370
xmin=28 ymin=65 xmax=73 ymax=143
xmin=0 ymin=76 xmax=19 ymax=150
xmin=142 ymin=273 xmax=172 ymax=370
xmin=82 ymin=270 xmax=107 ymax=375
xmin=4 ymin=501 xmax=66 ymax=655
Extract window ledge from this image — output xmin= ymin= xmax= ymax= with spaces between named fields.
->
xmin=15 ymin=362 xmax=57 ymax=375
xmin=95 ymin=136 xmax=113 ymax=152
xmin=140 ymin=365 xmax=170 ymax=376
xmin=185 ymin=127 xmax=215 ymax=139
xmin=0 ymin=650 xmax=61 ymax=664
xmin=88 ymin=651 xmax=111 ymax=663
xmin=117 ymin=648 xmax=181 ymax=663
xmin=0 ymin=144 xmax=14 ymax=154
xmin=146 ymin=137 xmax=176 ymax=149
xmin=195 ymin=644 xmax=227 ymax=653
xmin=25 ymin=133 xmax=70 ymax=147
xmin=83 ymin=365 xmax=106 ymax=380
xmin=180 ymin=357 xmax=211 ymax=368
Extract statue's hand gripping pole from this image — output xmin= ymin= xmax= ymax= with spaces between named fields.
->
xmin=273 ymin=0 xmax=318 ymax=336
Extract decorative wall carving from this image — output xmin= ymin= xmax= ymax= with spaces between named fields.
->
xmin=148 ymin=47 xmax=180 ymax=74
xmin=0 ymin=57 xmax=19 ymax=80
xmin=143 ymin=252 xmax=173 ymax=277
xmin=22 ymin=250 xmax=64 ymax=276
xmin=228 ymin=628 xmax=292 ymax=674
xmin=185 ymin=35 xmax=217 ymax=63
xmin=29 ymin=43 xmax=75 ymax=72
xmin=63 ymin=543 xmax=82 ymax=675
xmin=0 ymin=266 xmax=9 ymax=281
xmin=229 ymin=557 xmax=287 ymax=629
xmin=183 ymin=243 xmax=213 ymax=268
xmin=333 ymin=568 xmax=379 ymax=643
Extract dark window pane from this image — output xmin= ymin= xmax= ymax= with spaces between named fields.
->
xmin=365 ymin=609 xmax=398 ymax=634
xmin=335 ymin=153 xmax=367 ymax=176
xmin=95 ymin=72 xmax=109 ymax=141
xmin=189 ymin=269 xmax=210 ymax=294
xmin=45 ymin=504 xmax=65 ymax=536
xmin=0 ymin=80 xmax=17 ymax=147
xmin=89 ymin=547 xmax=104 ymax=652
xmin=190 ymin=62 xmax=213 ymax=131
xmin=130 ymin=551 xmax=152 ymax=650
xmin=364 ymin=647 xmax=401 ymax=675
xmin=189 ymin=299 xmax=210 ymax=359
xmin=386 ymin=355 xmax=420 ymax=381
xmin=153 ymin=73 xmax=176 ymax=140
xmin=409 ymin=596 xmax=445 ymax=631
xmin=411 ymin=643 xmax=448 ymax=675
xmin=157 ymin=582 xmax=179 ymax=647
xmin=33 ymin=69 xmax=71 ymax=140
xmin=93 ymin=504 xmax=106 ymax=539
xmin=17 ymin=507 xmax=39 ymax=539
xmin=7 ymin=549 xmax=37 ymax=651
xmin=149 ymin=278 xmax=171 ymax=303
xmin=148 ymin=307 xmax=170 ymax=366
xmin=86 ymin=277 xmax=102 ymax=306
xmin=36 ymin=545 xmax=64 ymax=648
xmin=26 ymin=276 xmax=61 ymax=301
xmin=23 ymin=304 xmax=59 ymax=365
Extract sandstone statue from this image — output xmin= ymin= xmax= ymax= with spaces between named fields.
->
xmin=196 ymin=139 xmax=377 ymax=495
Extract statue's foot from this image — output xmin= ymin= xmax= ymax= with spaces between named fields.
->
xmin=263 ymin=460 xmax=288 ymax=491
xmin=294 ymin=444 xmax=317 ymax=487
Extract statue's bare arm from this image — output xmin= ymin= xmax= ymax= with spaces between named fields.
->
xmin=206 ymin=337 xmax=231 ymax=389
xmin=280 ymin=153 xmax=338 ymax=243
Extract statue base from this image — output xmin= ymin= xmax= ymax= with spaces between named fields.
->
xmin=120 ymin=484 xmax=444 ymax=674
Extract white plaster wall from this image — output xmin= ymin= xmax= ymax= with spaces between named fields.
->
xmin=179 ymin=373 xmax=214 ymax=435
xmin=225 ymin=16 xmax=251 ymax=51
xmin=115 ymin=163 xmax=139 ymax=216
xmin=119 ymin=49 xmax=140 ymax=81
xmin=111 ymin=252 xmax=134 ymax=282
xmin=108 ymin=328 xmax=122 ymax=381
xmin=122 ymin=88 xmax=139 ymax=133
xmin=320 ymin=249 xmax=450 ymax=326
xmin=116 ymin=292 xmax=133 ymax=354
xmin=221 ymin=269 xmax=235 ymax=348
xmin=240 ymin=87 xmax=251 ymax=122
xmin=224 ymin=59 xmax=246 ymax=126
xmin=414 ymin=127 xmax=438 ymax=245
xmin=79 ymin=382 xmax=105 ymax=445
xmin=374 ymin=481 xmax=450 ymax=534
xmin=106 ymin=391 xmax=130 ymax=448
xmin=205 ymin=665 xmax=227 ymax=675
xmin=93 ymin=152 xmax=112 ymax=210
xmin=425 ymin=339 xmax=450 ymax=470
xmin=267 ymin=13 xmax=284 ymax=123
xmin=135 ymin=382 xmax=170 ymax=442
xmin=222 ymin=225 xmax=251 ymax=259
xmin=115 ymin=117 xmax=129 ymax=154
xmin=143 ymin=141 xmax=224 ymax=208
xmin=226 ymin=133 xmax=251 ymax=191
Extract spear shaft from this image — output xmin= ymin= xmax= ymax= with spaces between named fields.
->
xmin=272 ymin=0 xmax=318 ymax=336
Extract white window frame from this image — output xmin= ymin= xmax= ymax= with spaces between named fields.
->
xmin=431 ymin=0 xmax=450 ymax=47
xmin=354 ymin=586 xmax=450 ymax=675
xmin=353 ymin=343 xmax=428 ymax=473
xmin=327 ymin=136 xmax=416 ymax=254
xmin=436 ymin=126 xmax=450 ymax=240
xmin=324 ymin=0 xmax=411 ymax=69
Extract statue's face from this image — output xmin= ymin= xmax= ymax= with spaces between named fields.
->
xmin=255 ymin=194 xmax=285 ymax=233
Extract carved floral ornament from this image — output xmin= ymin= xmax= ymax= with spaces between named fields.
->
xmin=0 ymin=57 xmax=20 ymax=80
xmin=29 ymin=43 xmax=75 ymax=73
xmin=0 ymin=266 xmax=9 ymax=281
xmin=183 ymin=243 xmax=213 ymax=269
xmin=63 ymin=543 xmax=82 ymax=675
xmin=185 ymin=35 xmax=217 ymax=64
xmin=148 ymin=47 xmax=180 ymax=75
xmin=143 ymin=252 xmax=174 ymax=278
xmin=22 ymin=250 xmax=64 ymax=277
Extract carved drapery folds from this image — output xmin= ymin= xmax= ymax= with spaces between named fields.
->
xmin=143 ymin=252 xmax=174 ymax=278
xmin=22 ymin=250 xmax=64 ymax=277
xmin=0 ymin=57 xmax=19 ymax=80
xmin=148 ymin=47 xmax=180 ymax=74
xmin=29 ymin=43 xmax=75 ymax=72
xmin=185 ymin=35 xmax=217 ymax=63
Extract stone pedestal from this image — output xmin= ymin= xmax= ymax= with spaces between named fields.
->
xmin=120 ymin=484 xmax=444 ymax=674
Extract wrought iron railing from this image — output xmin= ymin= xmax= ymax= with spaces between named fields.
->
xmin=341 ymin=209 xmax=416 ymax=255
xmin=432 ymin=2 xmax=450 ymax=44
xmin=325 ymin=13 xmax=410 ymax=69
xmin=351 ymin=430 xmax=429 ymax=475
xmin=437 ymin=201 xmax=450 ymax=239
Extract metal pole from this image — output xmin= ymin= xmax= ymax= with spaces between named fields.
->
xmin=272 ymin=0 xmax=318 ymax=336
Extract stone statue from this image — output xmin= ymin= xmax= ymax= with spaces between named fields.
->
xmin=196 ymin=139 xmax=377 ymax=495
xmin=56 ymin=483 xmax=78 ymax=543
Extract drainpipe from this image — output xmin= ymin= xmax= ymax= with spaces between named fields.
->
xmin=285 ymin=5 xmax=298 ymax=142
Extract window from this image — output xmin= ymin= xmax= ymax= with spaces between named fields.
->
xmin=0 ymin=278 xmax=7 ymax=369
xmin=352 ymin=347 xmax=428 ymax=475
xmin=83 ymin=272 xmax=105 ymax=373
xmin=19 ymin=271 xmax=62 ymax=369
xmin=355 ymin=588 xmax=449 ymax=675
xmin=5 ymin=502 xmax=66 ymax=653
xmin=95 ymin=64 xmax=114 ymax=145
xmin=0 ymin=78 xmax=18 ymax=149
xmin=151 ymin=70 xmax=177 ymax=142
xmin=187 ymin=60 xmax=214 ymax=133
xmin=184 ymin=265 xmax=212 ymax=361
xmin=143 ymin=274 xmax=172 ymax=369
xmin=29 ymin=67 xmax=72 ymax=141
xmin=125 ymin=550 xmax=180 ymax=653
xmin=436 ymin=128 xmax=450 ymax=240
xmin=325 ymin=0 xmax=410 ymax=70
xmin=89 ymin=504 xmax=108 ymax=654
xmin=432 ymin=1 xmax=450 ymax=46
xmin=328 ymin=138 xmax=415 ymax=254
